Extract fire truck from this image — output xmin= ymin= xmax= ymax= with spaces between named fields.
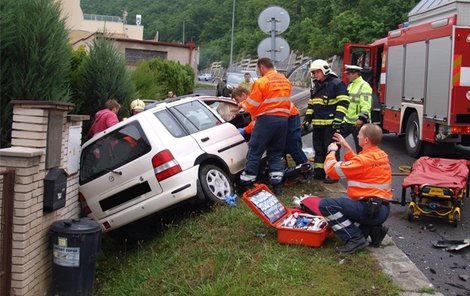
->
xmin=342 ymin=0 xmax=470 ymax=157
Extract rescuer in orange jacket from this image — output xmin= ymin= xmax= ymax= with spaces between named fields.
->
xmin=318 ymin=124 xmax=392 ymax=254
xmin=238 ymin=58 xmax=292 ymax=195
xmin=233 ymin=86 xmax=310 ymax=169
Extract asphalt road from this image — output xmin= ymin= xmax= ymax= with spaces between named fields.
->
xmin=196 ymin=87 xmax=470 ymax=295
xmin=378 ymin=135 xmax=470 ymax=296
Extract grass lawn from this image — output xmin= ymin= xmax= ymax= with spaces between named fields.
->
xmin=93 ymin=180 xmax=401 ymax=296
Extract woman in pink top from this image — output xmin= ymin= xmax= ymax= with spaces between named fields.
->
xmin=88 ymin=99 xmax=121 ymax=138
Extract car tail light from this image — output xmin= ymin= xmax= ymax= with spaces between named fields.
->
xmin=152 ymin=149 xmax=182 ymax=181
xmin=79 ymin=192 xmax=92 ymax=216
xmin=103 ymin=221 xmax=111 ymax=230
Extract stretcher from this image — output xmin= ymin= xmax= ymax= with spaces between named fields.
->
xmin=401 ymin=157 xmax=470 ymax=227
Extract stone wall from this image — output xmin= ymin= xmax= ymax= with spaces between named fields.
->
xmin=0 ymin=101 xmax=89 ymax=296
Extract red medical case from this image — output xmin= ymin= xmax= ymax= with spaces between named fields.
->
xmin=242 ymin=183 xmax=331 ymax=247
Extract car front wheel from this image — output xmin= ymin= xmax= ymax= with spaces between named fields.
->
xmin=199 ymin=164 xmax=233 ymax=203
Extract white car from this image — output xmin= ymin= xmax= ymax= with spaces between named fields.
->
xmin=79 ymin=96 xmax=250 ymax=234
xmin=197 ymin=73 xmax=214 ymax=81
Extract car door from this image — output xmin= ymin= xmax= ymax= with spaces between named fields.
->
xmin=168 ymin=99 xmax=248 ymax=174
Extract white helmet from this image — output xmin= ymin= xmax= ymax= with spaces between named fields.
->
xmin=130 ymin=99 xmax=145 ymax=112
xmin=309 ymin=59 xmax=331 ymax=75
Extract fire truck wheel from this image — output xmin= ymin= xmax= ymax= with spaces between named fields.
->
xmin=199 ymin=164 xmax=233 ymax=203
xmin=405 ymin=112 xmax=423 ymax=158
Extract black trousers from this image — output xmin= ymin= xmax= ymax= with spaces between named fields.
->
xmin=312 ymin=125 xmax=335 ymax=179
xmin=340 ymin=123 xmax=361 ymax=153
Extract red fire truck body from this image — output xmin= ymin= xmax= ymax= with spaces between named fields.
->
xmin=343 ymin=0 xmax=470 ymax=156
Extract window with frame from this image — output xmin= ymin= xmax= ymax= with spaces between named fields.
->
xmin=79 ymin=122 xmax=151 ymax=184
xmin=170 ymin=100 xmax=221 ymax=133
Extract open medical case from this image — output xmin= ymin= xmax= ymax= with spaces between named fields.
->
xmin=242 ymin=184 xmax=331 ymax=247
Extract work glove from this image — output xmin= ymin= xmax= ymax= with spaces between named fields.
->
xmin=237 ymin=128 xmax=246 ymax=137
xmin=302 ymin=121 xmax=311 ymax=133
xmin=332 ymin=117 xmax=342 ymax=132
xmin=302 ymin=115 xmax=312 ymax=130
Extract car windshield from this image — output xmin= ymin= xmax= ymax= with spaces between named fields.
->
xmin=79 ymin=122 xmax=151 ymax=184
xmin=227 ymin=73 xmax=245 ymax=85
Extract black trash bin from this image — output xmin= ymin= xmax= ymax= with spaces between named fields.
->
xmin=49 ymin=218 xmax=102 ymax=296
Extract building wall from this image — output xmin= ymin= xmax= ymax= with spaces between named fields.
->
xmin=81 ymin=20 xmax=143 ymax=40
xmin=59 ymin=0 xmax=83 ymax=31
xmin=60 ymin=0 xmax=143 ymax=40
xmin=0 ymin=102 xmax=88 ymax=296
xmin=72 ymin=36 xmax=198 ymax=74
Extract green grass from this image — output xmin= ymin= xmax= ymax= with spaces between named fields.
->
xmin=93 ymin=180 xmax=401 ymax=296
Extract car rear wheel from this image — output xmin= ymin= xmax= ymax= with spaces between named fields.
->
xmin=199 ymin=164 xmax=233 ymax=203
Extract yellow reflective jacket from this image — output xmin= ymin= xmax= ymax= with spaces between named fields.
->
xmin=344 ymin=76 xmax=372 ymax=124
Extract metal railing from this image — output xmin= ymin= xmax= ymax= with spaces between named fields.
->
xmin=0 ymin=169 xmax=14 ymax=296
xmin=83 ymin=14 xmax=123 ymax=23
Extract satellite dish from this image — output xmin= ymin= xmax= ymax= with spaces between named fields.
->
xmin=258 ymin=6 xmax=290 ymax=34
xmin=257 ymin=36 xmax=290 ymax=62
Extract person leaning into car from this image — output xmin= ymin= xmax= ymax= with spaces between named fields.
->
xmin=87 ymin=99 xmax=121 ymax=139
xmin=238 ymin=58 xmax=291 ymax=195
xmin=233 ymin=86 xmax=308 ymax=167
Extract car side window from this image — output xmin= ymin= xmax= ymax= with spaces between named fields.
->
xmin=170 ymin=100 xmax=222 ymax=133
xmin=154 ymin=109 xmax=187 ymax=138
xmin=79 ymin=122 xmax=151 ymax=184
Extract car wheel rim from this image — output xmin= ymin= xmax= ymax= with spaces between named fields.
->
xmin=206 ymin=169 xmax=231 ymax=199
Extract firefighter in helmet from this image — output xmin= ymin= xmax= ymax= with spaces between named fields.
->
xmin=302 ymin=59 xmax=350 ymax=183
xmin=341 ymin=65 xmax=372 ymax=153
xmin=130 ymin=99 xmax=145 ymax=116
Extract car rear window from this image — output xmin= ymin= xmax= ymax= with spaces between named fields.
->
xmin=79 ymin=122 xmax=151 ymax=184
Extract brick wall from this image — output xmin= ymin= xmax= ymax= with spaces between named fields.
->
xmin=0 ymin=101 xmax=89 ymax=296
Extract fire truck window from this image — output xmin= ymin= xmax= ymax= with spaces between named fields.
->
xmin=351 ymin=48 xmax=371 ymax=69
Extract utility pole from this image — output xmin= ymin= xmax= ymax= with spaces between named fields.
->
xmin=182 ymin=21 xmax=185 ymax=44
xmin=229 ymin=0 xmax=235 ymax=71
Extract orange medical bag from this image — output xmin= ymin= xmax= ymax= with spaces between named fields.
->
xmin=242 ymin=184 xmax=331 ymax=247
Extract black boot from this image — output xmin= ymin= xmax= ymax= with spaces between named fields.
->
xmin=272 ymin=183 xmax=283 ymax=196
xmin=369 ymin=225 xmax=389 ymax=248
xmin=323 ymin=176 xmax=338 ymax=184
xmin=336 ymin=236 xmax=368 ymax=254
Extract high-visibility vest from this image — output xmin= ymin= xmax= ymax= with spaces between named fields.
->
xmin=324 ymin=146 xmax=392 ymax=201
xmin=240 ymin=70 xmax=291 ymax=118
xmin=344 ymin=76 xmax=372 ymax=124
xmin=243 ymin=102 xmax=299 ymax=134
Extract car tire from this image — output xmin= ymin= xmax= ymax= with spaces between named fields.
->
xmin=199 ymin=164 xmax=233 ymax=203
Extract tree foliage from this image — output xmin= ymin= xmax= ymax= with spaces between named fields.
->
xmin=75 ymin=36 xmax=135 ymax=120
xmin=0 ymin=0 xmax=71 ymax=147
xmin=81 ymin=0 xmax=419 ymax=68
xmin=132 ymin=58 xmax=195 ymax=100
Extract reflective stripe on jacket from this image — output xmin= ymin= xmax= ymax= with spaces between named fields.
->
xmin=244 ymin=102 xmax=298 ymax=134
xmin=304 ymin=74 xmax=350 ymax=126
xmin=344 ymin=76 xmax=372 ymax=124
xmin=240 ymin=70 xmax=291 ymax=118
xmin=324 ymin=147 xmax=392 ymax=200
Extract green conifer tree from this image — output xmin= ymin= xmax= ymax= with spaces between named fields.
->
xmin=78 ymin=35 xmax=135 ymax=119
xmin=0 ymin=0 xmax=71 ymax=147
